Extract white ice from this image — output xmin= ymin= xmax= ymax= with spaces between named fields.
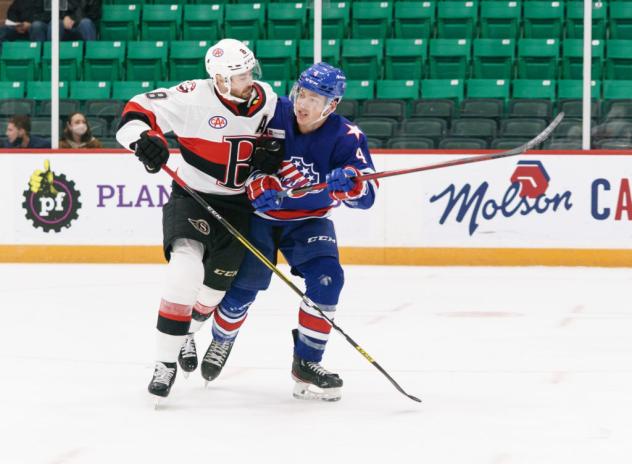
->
xmin=1 ymin=263 xmax=631 ymax=464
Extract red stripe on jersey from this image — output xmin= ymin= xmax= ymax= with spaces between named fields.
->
xmin=264 ymin=206 xmax=332 ymax=220
xmin=214 ymin=310 xmax=247 ymax=332
xmin=299 ymin=309 xmax=332 ymax=334
xmin=122 ymin=101 xmax=160 ymax=133
xmin=178 ymin=137 xmax=230 ymax=165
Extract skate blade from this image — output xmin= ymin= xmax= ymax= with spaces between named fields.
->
xmin=152 ymin=395 xmax=166 ymax=410
xmin=292 ymin=381 xmax=342 ymax=402
xmin=183 ymin=371 xmax=190 ymax=379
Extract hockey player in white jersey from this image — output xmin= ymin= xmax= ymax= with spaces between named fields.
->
xmin=115 ymin=38 xmax=278 ymax=401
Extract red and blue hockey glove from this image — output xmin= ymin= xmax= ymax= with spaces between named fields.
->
xmin=246 ymin=174 xmax=283 ymax=212
xmin=132 ymin=130 xmax=169 ymax=174
xmin=326 ymin=166 xmax=365 ymax=201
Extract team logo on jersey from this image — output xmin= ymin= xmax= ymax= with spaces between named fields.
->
xmin=345 ymin=124 xmax=363 ymax=141
xmin=278 ymin=157 xmax=320 ymax=197
xmin=212 ymin=48 xmax=224 ymax=57
xmin=176 ymin=80 xmax=196 ymax=93
xmin=22 ymin=160 xmax=81 ymax=233
xmin=209 ymin=115 xmax=228 ymax=129
xmin=188 ymin=218 xmax=210 ymax=235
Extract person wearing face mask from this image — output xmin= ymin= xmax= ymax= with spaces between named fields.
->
xmin=3 ymin=115 xmax=51 ymax=148
xmin=198 ymin=62 xmax=378 ymax=402
xmin=59 ymin=113 xmax=102 ymax=148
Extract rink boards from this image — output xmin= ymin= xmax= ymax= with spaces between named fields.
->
xmin=0 ymin=149 xmax=631 ymax=266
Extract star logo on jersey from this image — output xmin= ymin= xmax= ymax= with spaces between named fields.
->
xmin=278 ymin=157 xmax=320 ymax=197
xmin=346 ymin=124 xmax=363 ymax=141
xmin=209 ymin=115 xmax=228 ymax=129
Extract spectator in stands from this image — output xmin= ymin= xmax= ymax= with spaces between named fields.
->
xmin=0 ymin=0 xmax=47 ymax=46
xmin=3 ymin=115 xmax=51 ymax=149
xmin=59 ymin=112 xmax=102 ymax=148
xmin=47 ymin=0 xmax=102 ymax=41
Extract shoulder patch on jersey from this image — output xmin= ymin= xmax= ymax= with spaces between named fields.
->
xmin=345 ymin=123 xmax=363 ymax=141
xmin=176 ymin=81 xmax=197 ymax=93
xmin=208 ymin=115 xmax=228 ymax=129
xmin=266 ymin=128 xmax=286 ymax=139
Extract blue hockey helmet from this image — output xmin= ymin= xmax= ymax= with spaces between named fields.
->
xmin=292 ymin=62 xmax=346 ymax=102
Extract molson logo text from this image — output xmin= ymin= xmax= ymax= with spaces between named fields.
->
xmin=430 ymin=160 xmax=573 ymax=235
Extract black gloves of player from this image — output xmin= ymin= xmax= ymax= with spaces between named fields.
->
xmin=133 ymin=130 xmax=169 ymax=174
xmin=251 ymin=137 xmax=284 ymax=174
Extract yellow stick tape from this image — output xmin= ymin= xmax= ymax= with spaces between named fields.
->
xmin=0 ymin=246 xmax=631 ymax=267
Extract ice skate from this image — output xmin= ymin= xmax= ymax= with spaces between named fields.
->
xmin=178 ymin=333 xmax=198 ymax=378
xmin=201 ymin=339 xmax=234 ymax=386
xmin=148 ymin=361 xmax=177 ymax=407
xmin=291 ymin=355 xmax=343 ymax=402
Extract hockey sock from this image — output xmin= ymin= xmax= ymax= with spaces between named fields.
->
xmin=211 ymin=287 xmax=258 ymax=342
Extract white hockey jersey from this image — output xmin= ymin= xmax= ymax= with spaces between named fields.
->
xmin=116 ymin=79 xmax=278 ymax=195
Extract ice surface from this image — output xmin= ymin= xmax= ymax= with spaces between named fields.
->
xmin=0 ymin=264 xmax=630 ymax=464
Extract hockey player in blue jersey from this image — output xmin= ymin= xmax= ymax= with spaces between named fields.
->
xmin=196 ymin=62 xmax=378 ymax=401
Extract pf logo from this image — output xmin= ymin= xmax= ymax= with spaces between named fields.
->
xmin=510 ymin=160 xmax=550 ymax=199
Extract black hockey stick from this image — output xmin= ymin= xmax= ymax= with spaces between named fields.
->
xmin=162 ymin=165 xmax=422 ymax=403
xmin=279 ymin=111 xmax=565 ymax=198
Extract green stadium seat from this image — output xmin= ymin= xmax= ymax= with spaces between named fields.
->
xmin=112 ymin=81 xmax=154 ymax=101
xmin=169 ymin=40 xmax=209 ymax=81
xmin=0 ymin=99 xmax=33 ymax=118
xmin=466 ymin=78 xmax=510 ymax=99
xmin=264 ymin=80 xmax=288 ymax=95
xmin=354 ymin=117 xmax=398 ymax=141
xmin=85 ymin=100 xmax=125 ymax=121
xmin=84 ymin=41 xmax=126 ymax=81
xmin=429 ymin=39 xmax=470 ymax=79
xmin=507 ymin=98 xmax=552 ymax=120
xmin=517 ymin=39 xmax=559 ymax=79
xmin=602 ymin=100 xmax=632 ymax=120
xmin=387 ymin=137 xmax=434 ymax=149
xmin=298 ymin=40 xmax=341 ymax=70
xmin=376 ymin=79 xmax=420 ymax=100
xmin=42 ymin=41 xmax=84 ymax=81
xmin=557 ymin=79 xmax=600 ymax=99
xmin=385 ymin=39 xmax=427 ymax=80
xmin=561 ymin=39 xmax=604 ymax=80
xmin=104 ymin=0 xmax=146 ymax=4
xmin=336 ymin=99 xmax=359 ymax=120
xmin=127 ymin=41 xmax=168 ymax=81
xmin=30 ymin=117 xmax=61 ymax=137
xmin=341 ymin=39 xmax=384 ymax=80
xmin=345 ymin=80 xmax=375 ymax=100
xmin=183 ymin=4 xmax=223 ymax=41
xmin=411 ymin=98 xmax=456 ymax=119
xmin=558 ymin=96 xmax=600 ymax=118
xmin=142 ymin=5 xmax=183 ymax=40
xmin=309 ymin=2 xmax=350 ymax=40
xmin=473 ymin=38 xmax=514 ymax=79
xmin=609 ymin=3 xmax=632 ymax=40
xmin=224 ymin=4 xmax=266 ymax=41
xmin=450 ymin=118 xmax=498 ymax=141
xmin=605 ymin=40 xmax=632 ymax=80
xmin=38 ymin=99 xmax=80 ymax=118
xmin=565 ymin=2 xmax=607 ymax=39
xmin=512 ymin=79 xmax=556 ymax=99
xmin=523 ymin=1 xmax=564 ymax=39
xmin=362 ymin=99 xmax=407 ymax=120
xmin=399 ymin=118 xmax=447 ymax=142
xmin=0 ymin=42 xmax=42 ymax=81
xmin=394 ymin=1 xmax=436 ymax=39
xmin=70 ymin=81 xmax=112 ymax=100
xmin=603 ymin=80 xmax=632 ymax=99
xmin=256 ymin=40 xmax=297 ymax=81
xmin=492 ymin=137 xmax=532 ymax=149
xmin=351 ymin=2 xmax=393 ymax=39
xmin=421 ymin=79 xmax=465 ymax=101
xmin=439 ymin=137 xmax=488 ymax=149
xmin=0 ymin=81 xmax=25 ymax=99
xmin=480 ymin=1 xmax=521 ymax=39
xmin=460 ymin=98 xmax=504 ymax=119
xmin=500 ymin=118 xmax=547 ymax=138
xmin=26 ymin=81 xmax=69 ymax=100
xmin=267 ymin=3 xmax=306 ymax=40
xmin=550 ymin=118 xmax=583 ymax=139
xmin=100 ymin=4 xmax=140 ymax=41
xmin=436 ymin=1 xmax=478 ymax=39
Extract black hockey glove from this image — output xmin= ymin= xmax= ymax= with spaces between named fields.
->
xmin=251 ymin=137 xmax=284 ymax=174
xmin=133 ymin=130 xmax=169 ymax=174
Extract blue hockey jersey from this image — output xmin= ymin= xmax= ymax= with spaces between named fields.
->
xmin=257 ymin=96 xmax=378 ymax=221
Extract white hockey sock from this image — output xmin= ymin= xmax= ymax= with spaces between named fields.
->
xmin=155 ymin=331 xmax=185 ymax=363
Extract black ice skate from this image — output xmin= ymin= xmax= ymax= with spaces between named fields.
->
xmin=178 ymin=333 xmax=198 ymax=377
xmin=291 ymin=355 xmax=343 ymax=402
xmin=201 ymin=339 xmax=234 ymax=385
xmin=148 ymin=361 xmax=177 ymax=405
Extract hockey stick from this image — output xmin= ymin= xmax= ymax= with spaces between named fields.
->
xmin=280 ymin=111 xmax=565 ymax=198
xmin=161 ymin=165 xmax=422 ymax=403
